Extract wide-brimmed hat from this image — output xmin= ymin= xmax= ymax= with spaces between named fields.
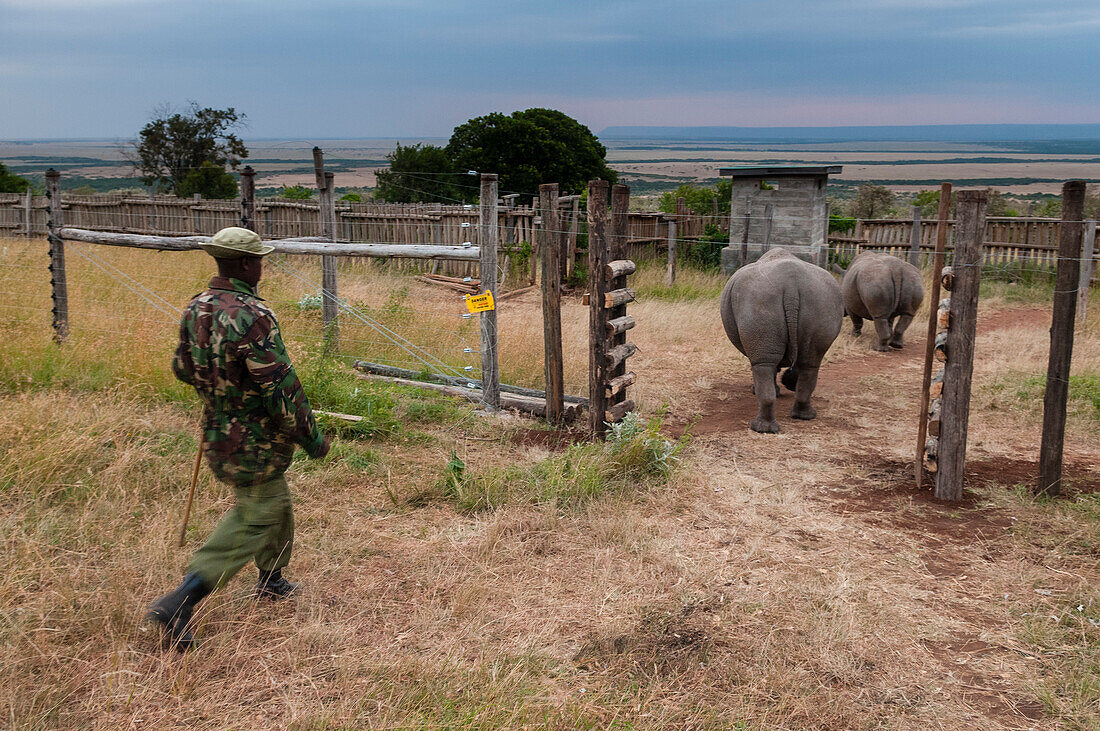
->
xmin=200 ymin=227 xmax=274 ymax=259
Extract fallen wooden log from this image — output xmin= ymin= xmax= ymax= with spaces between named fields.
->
xmin=351 ymin=360 xmax=588 ymax=405
xmin=497 ymin=285 xmax=537 ymax=301
xmin=354 ymin=372 xmax=583 ymax=421
xmin=414 ymin=275 xmax=478 ymax=294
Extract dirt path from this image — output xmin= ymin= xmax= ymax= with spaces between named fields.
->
xmin=667 ymin=305 xmax=1100 ymax=728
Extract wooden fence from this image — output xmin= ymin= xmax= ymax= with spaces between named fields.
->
xmin=0 ymin=192 xmax=707 ymax=261
xmin=830 ymin=216 xmax=1099 ymax=279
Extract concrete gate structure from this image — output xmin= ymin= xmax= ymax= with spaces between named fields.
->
xmin=720 ymin=165 xmax=842 ymax=274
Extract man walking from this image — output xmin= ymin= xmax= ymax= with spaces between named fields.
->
xmin=147 ymin=226 xmax=329 ymax=650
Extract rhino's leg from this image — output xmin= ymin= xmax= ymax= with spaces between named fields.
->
xmin=872 ymin=317 xmax=892 ymax=352
xmin=889 ymin=314 xmax=914 ymax=349
xmin=849 ymin=314 xmax=863 ymax=336
xmin=790 ymin=367 xmax=820 ymax=420
xmin=749 ymin=364 xmax=780 ymax=434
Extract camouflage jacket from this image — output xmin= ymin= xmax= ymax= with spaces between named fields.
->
xmin=172 ymin=276 xmax=325 ymax=486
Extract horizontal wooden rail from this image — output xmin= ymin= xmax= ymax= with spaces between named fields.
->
xmin=58 ymin=228 xmax=481 ymax=261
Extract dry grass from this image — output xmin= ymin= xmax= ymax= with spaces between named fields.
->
xmin=2 ymin=236 xmax=1099 ymax=729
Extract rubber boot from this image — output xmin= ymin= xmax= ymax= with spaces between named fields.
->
xmin=256 ymin=568 xmax=300 ymax=600
xmin=146 ymin=572 xmax=211 ymax=651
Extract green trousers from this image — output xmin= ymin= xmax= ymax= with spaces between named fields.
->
xmin=188 ymin=474 xmax=294 ymax=590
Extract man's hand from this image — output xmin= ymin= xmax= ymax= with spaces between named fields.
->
xmin=314 ymin=435 xmax=332 ymax=460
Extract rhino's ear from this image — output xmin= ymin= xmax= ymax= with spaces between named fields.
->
xmin=830 ymin=263 xmax=847 ymax=276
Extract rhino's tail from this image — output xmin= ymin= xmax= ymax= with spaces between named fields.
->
xmin=782 ymin=289 xmax=799 ymax=369
xmin=891 ymin=267 xmax=905 ymax=317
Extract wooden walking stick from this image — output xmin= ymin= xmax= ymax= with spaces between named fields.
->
xmin=178 ymin=432 xmax=206 ymax=547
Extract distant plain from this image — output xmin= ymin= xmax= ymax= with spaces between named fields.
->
xmin=3 ymin=135 xmax=1099 ymax=198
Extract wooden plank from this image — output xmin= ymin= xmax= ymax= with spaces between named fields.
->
xmin=58 ymin=228 xmax=477 ymax=259
xmin=605 ymin=371 xmax=636 ymax=398
xmin=916 ymin=183 xmax=952 ymax=488
xmin=1039 ymin=182 xmax=1087 ymax=496
xmin=540 ymin=183 xmax=565 ymax=424
xmin=606 ymin=342 xmax=636 ymax=370
xmin=666 ymin=218 xmax=676 ymax=287
xmin=908 ymin=206 xmax=922 ymax=267
xmin=607 ymin=315 xmax=635 ymax=336
xmin=605 ymin=399 xmax=635 ymax=424
xmin=935 ymin=190 xmax=987 ymax=502
xmin=604 ymin=288 xmax=635 ymax=308
xmin=1077 ymin=220 xmax=1096 ymax=322
xmin=605 ymin=259 xmax=636 ymax=278
xmin=480 ymin=174 xmax=500 ymax=411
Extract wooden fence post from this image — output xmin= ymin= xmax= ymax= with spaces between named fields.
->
xmin=479 ymin=173 xmax=500 ymax=411
xmin=191 ymin=193 xmax=202 ymax=233
xmin=1077 ymin=220 xmax=1096 ymax=322
xmin=239 ymin=165 xmax=256 ymax=231
xmin=917 ymin=182 xmax=952 ymax=488
xmin=666 ymin=217 xmax=677 ymax=287
xmin=1038 ymin=181 xmax=1087 ymax=497
xmin=24 ymin=185 xmax=32 ymax=238
xmin=740 ymin=209 xmax=751 ymax=268
xmin=908 ymin=206 xmax=922 ymax=267
xmin=762 ymin=203 xmax=774 ymax=253
xmin=45 ymin=169 xmax=69 ymax=342
xmin=313 ymin=147 xmax=339 ymax=347
xmin=608 ymin=185 xmax=634 ymax=415
xmin=588 ymin=180 xmax=611 ymax=435
xmin=935 ymin=189 xmax=987 ymax=502
xmin=540 ymin=183 xmax=564 ymax=423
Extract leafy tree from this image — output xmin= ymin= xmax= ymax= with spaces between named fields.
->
xmin=280 ymin=184 xmax=314 ymax=200
xmin=339 ymin=192 xmax=362 ymax=202
xmin=0 ymin=162 xmax=30 ymax=193
xmin=657 ymin=181 xmax=732 ymax=216
xmin=446 ymin=108 xmax=616 ymax=200
xmin=912 ymin=189 xmax=955 ymax=218
xmin=131 ymin=103 xmax=247 ymax=194
xmin=848 ymin=184 xmax=895 ymax=219
xmin=374 ymin=143 xmax=465 ymax=203
xmin=176 ymin=161 xmax=238 ymax=199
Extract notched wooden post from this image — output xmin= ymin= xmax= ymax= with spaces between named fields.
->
xmin=45 ymin=169 xmax=69 ymax=342
xmin=313 ymin=148 xmax=339 ymax=350
xmin=917 ymin=182 xmax=952 ymax=488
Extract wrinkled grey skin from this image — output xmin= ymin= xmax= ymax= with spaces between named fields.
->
xmin=720 ymin=248 xmax=843 ymax=434
xmin=841 ymin=253 xmax=924 ymax=352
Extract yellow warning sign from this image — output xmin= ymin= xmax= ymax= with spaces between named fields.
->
xmin=464 ymin=291 xmax=495 ymax=313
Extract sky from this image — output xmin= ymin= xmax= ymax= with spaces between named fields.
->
xmin=2 ymin=0 xmax=1099 ymax=140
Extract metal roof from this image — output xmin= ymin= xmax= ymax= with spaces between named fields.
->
xmin=719 ymin=165 xmax=842 ymax=178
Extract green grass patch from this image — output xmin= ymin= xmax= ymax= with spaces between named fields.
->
xmin=985 ymin=372 xmax=1100 ymax=421
xmin=416 ymin=414 xmax=687 ymax=512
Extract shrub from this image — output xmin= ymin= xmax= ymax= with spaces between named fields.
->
xmin=425 ymin=414 xmax=686 ymax=512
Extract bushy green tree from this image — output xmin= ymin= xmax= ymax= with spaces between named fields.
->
xmin=657 ymin=180 xmax=732 ymax=216
xmin=912 ymin=189 xmax=954 ymax=218
xmin=374 ymin=143 xmax=465 ymax=203
xmin=848 ymin=184 xmax=895 ymax=219
xmin=0 ymin=162 xmax=30 ymax=193
xmin=176 ymin=161 xmax=238 ymax=199
xmin=280 ymin=184 xmax=313 ymax=200
xmin=446 ymin=108 xmax=616 ymax=200
xmin=131 ymin=103 xmax=247 ymax=194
